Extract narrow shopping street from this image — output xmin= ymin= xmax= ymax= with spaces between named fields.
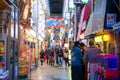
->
xmin=31 ymin=62 xmax=71 ymax=80
xmin=0 ymin=0 xmax=120 ymax=80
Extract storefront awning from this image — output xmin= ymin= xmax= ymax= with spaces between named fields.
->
xmin=0 ymin=0 xmax=10 ymax=10
xmin=84 ymin=0 xmax=107 ymax=37
xmin=20 ymin=20 xmax=31 ymax=29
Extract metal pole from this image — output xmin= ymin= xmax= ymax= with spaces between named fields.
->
xmin=12 ymin=6 xmax=16 ymax=80
xmin=115 ymin=31 xmax=119 ymax=56
xmin=74 ymin=5 xmax=77 ymax=41
xmin=35 ymin=0 xmax=39 ymax=67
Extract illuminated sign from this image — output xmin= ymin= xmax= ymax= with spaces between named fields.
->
xmin=65 ymin=12 xmax=70 ymax=20
xmin=69 ymin=0 xmax=75 ymax=10
xmin=94 ymin=36 xmax=102 ymax=42
xmin=108 ymin=58 xmax=118 ymax=70
xmin=73 ymin=0 xmax=88 ymax=4
xmin=106 ymin=14 xmax=116 ymax=27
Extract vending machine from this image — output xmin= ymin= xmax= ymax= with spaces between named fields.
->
xmin=96 ymin=54 xmax=119 ymax=80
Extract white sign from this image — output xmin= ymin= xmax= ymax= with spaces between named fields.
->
xmin=65 ymin=12 xmax=70 ymax=20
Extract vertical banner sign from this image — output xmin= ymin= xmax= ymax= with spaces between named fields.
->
xmin=107 ymin=14 xmax=116 ymax=27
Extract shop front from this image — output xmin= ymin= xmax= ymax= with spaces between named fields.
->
xmin=18 ymin=21 xmax=38 ymax=79
xmin=112 ymin=22 xmax=120 ymax=76
xmin=84 ymin=0 xmax=120 ymax=79
xmin=0 ymin=1 xmax=20 ymax=79
xmin=0 ymin=10 xmax=9 ymax=80
xmin=94 ymin=30 xmax=115 ymax=54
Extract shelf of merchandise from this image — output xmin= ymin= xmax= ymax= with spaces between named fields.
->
xmin=0 ymin=39 xmax=9 ymax=80
xmin=18 ymin=50 xmax=31 ymax=79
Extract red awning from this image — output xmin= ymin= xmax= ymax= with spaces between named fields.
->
xmin=20 ymin=20 xmax=31 ymax=29
xmin=77 ymin=4 xmax=90 ymax=40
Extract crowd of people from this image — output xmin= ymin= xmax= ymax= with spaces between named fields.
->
xmin=71 ymin=40 xmax=103 ymax=80
xmin=39 ymin=46 xmax=70 ymax=67
xmin=39 ymin=40 xmax=103 ymax=80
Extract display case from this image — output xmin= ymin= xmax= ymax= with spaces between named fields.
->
xmin=0 ymin=39 xmax=9 ymax=80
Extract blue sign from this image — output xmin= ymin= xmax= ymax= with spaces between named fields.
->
xmin=106 ymin=14 xmax=116 ymax=27
xmin=107 ymin=58 xmax=118 ymax=70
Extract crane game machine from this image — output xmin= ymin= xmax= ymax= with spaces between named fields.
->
xmin=97 ymin=54 xmax=119 ymax=80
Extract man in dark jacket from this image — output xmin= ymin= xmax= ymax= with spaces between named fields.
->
xmin=79 ymin=42 xmax=88 ymax=80
xmin=71 ymin=41 xmax=84 ymax=80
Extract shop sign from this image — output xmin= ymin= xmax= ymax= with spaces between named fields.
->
xmin=94 ymin=36 xmax=102 ymax=42
xmin=106 ymin=13 xmax=116 ymax=27
xmin=65 ymin=12 xmax=70 ymax=20
xmin=69 ymin=0 xmax=75 ymax=10
xmin=73 ymin=0 xmax=88 ymax=4
xmin=112 ymin=22 xmax=120 ymax=30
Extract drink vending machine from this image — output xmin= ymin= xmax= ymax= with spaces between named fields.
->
xmin=95 ymin=54 xmax=119 ymax=80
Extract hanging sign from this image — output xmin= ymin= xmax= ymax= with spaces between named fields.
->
xmin=106 ymin=13 xmax=116 ymax=27
xmin=65 ymin=12 xmax=70 ymax=20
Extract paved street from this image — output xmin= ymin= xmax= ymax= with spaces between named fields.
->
xmin=31 ymin=63 xmax=71 ymax=80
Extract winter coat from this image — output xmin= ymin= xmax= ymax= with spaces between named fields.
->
xmin=71 ymin=45 xmax=83 ymax=66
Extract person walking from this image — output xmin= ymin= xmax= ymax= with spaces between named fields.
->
xmin=40 ymin=49 xmax=45 ymax=66
xmin=45 ymin=47 xmax=50 ymax=64
xmin=57 ymin=48 xmax=63 ymax=67
xmin=83 ymin=40 xmax=102 ymax=80
xmin=71 ymin=41 xmax=84 ymax=80
xmin=49 ymin=48 xmax=55 ymax=66
xmin=63 ymin=48 xmax=69 ymax=66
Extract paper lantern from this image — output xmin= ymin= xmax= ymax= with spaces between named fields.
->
xmin=102 ymin=35 xmax=110 ymax=41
